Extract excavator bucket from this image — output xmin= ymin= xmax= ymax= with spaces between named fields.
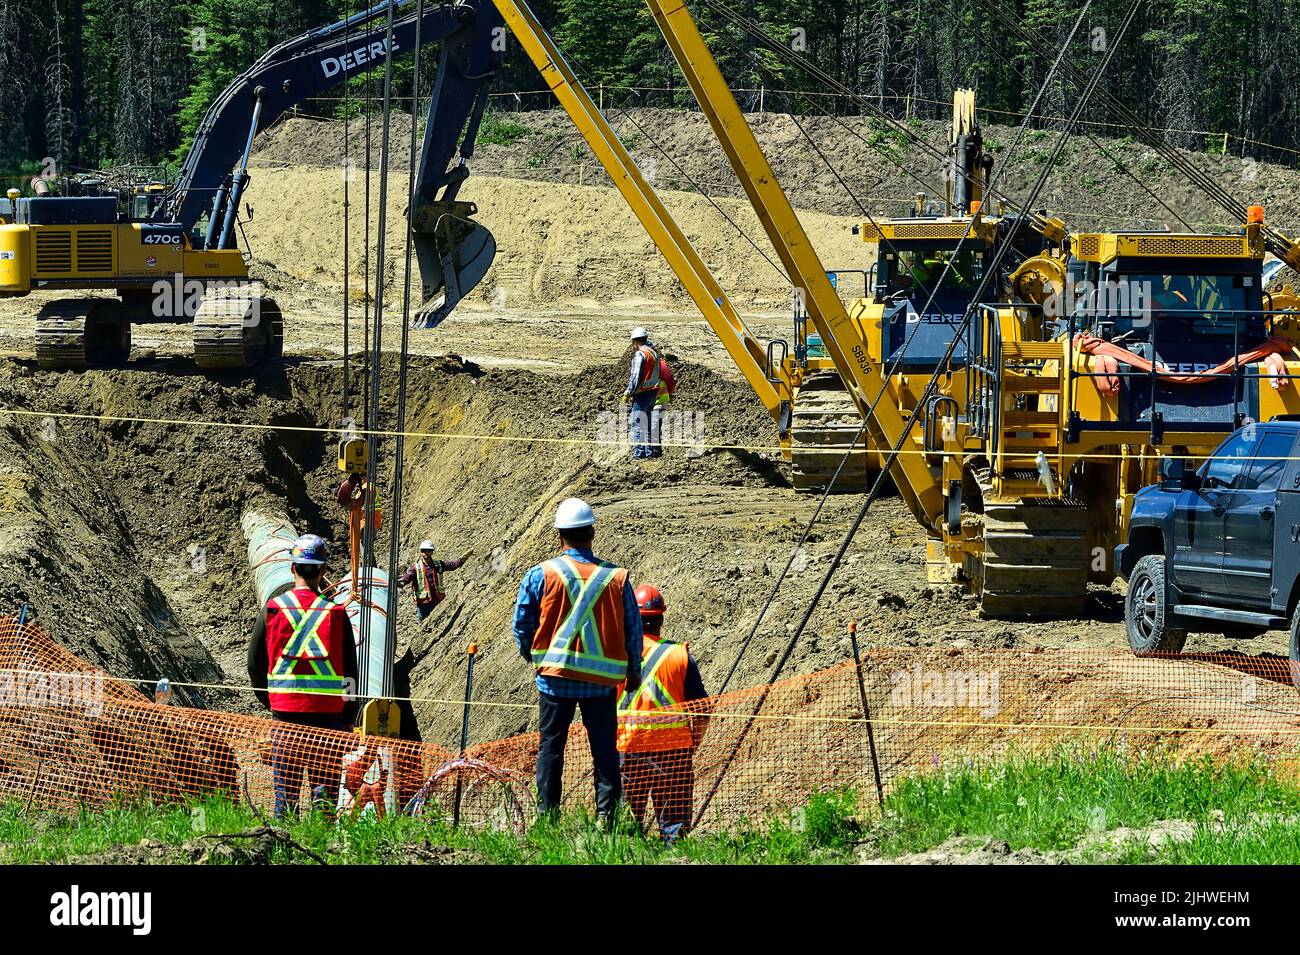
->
xmin=410 ymin=199 xmax=497 ymax=329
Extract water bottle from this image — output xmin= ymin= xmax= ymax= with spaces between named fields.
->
xmin=154 ymin=677 xmax=173 ymax=706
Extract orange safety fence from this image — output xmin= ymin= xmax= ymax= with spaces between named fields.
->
xmin=5 ymin=614 xmax=1300 ymax=833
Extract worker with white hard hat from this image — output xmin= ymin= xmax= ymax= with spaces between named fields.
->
xmin=512 ymin=497 xmax=644 ymax=825
xmin=398 ymin=538 xmax=470 ymax=622
xmin=624 ymin=327 xmax=661 ymax=460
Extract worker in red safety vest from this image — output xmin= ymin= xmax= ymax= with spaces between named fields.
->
xmin=623 ymin=327 xmax=661 ymax=460
xmin=398 ymin=539 xmax=469 ymax=621
xmin=246 ymin=533 xmax=358 ymax=817
xmin=617 ymin=583 xmax=711 ymax=841
xmin=512 ymin=497 xmax=643 ymax=826
xmin=649 ymin=353 xmax=676 ymax=459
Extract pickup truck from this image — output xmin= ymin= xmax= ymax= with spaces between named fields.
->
xmin=1116 ymin=419 xmax=1300 ymax=665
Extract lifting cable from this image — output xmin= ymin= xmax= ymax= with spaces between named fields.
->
xmin=360 ymin=0 xmax=402 ymax=699
xmin=970 ymin=0 xmax=1256 ymax=234
xmin=708 ymin=4 xmax=1095 ymax=691
xmin=696 ymin=0 xmax=1057 ymax=233
xmin=341 ymin=1 xmax=353 ymax=422
xmin=696 ymin=0 xmax=1139 ymax=823
xmin=381 ymin=0 xmax=427 ymax=647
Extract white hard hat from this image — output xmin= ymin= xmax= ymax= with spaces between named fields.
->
xmin=554 ymin=497 xmax=596 ymax=530
xmin=629 ymin=326 xmax=648 ymax=341
xmin=419 ymin=539 xmax=435 ymax=551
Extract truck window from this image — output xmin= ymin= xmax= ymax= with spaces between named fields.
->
xmin=1241 ymin=431 xmax=1296 ymax=491
xmin=1202 ymin=431 xmax=1256 ymax=489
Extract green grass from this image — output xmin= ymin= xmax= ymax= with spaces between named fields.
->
xmin=873 ymin=747 xmax=1300 ymax=860
xmin=479 ymin=112 xmax=531 ymax=148
xmin=0 ymin=788 xmax=866 ymax=865
xmin=7 ymin=749 xmax=1300 ymax=864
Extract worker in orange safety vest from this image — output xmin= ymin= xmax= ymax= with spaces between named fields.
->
xmin=513 ymin=497 xmax=644 ymax=826
xmin=617 ymin=583 xmax=711 ymax=841
xmin=623 ymin=327 xmax=661 ymax=460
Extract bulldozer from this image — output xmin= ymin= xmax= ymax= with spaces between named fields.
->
xmin=786 ymin=89 xmax=1068 ymax=492
xmin=0 ymin=0 xmax=501 ymax=370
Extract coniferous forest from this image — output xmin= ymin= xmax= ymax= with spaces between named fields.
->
xmin=0 ymin=0 xmax=1294 ymax=176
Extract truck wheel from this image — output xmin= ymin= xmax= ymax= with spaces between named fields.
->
xmin=1125 ymin=555 xmax=1188 ymax=656
xmin=1287 ymin=607 xmax=1300 ymax=691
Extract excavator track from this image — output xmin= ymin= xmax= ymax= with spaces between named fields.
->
xmin=35 ymin=299 xmax=132 ymax=370
xmin=790 ymin=373 xmax=871 ymax=493
xmin=193 ymin=288 xmax=283 ymax=370
xmin=971 ymin=468 xmax=1090 ymax=618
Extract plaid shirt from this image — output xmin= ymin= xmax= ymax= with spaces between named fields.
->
xmin=513 ymin=547 xmax=643 ymax=698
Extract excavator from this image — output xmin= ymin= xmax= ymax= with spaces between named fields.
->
xmin=0 ymin=0 xmax=502 ymax=369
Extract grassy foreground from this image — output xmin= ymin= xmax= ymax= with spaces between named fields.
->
xmin=3 ymin=748 xmax=1300 ymax=863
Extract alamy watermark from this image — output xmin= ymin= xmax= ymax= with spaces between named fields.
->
xmin=0 ymin=669 xmax=104 ymax=718
xmin=890 ymin=663 xmax=1001 ymax=718
xmin=151 ymin=273 xmax=264 ymax=324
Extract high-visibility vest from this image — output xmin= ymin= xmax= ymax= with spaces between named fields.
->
xmin=617 ymin=634 xmax=692 ymax=753
xmin=655 ymin=358 xmax=672 ymax=406
xmin=531 ymin=554 xmax=629 ymax=686
xmin=265 ymin=588 xmax=348 ymax=714
xmin=413 ymin=558 xmax=444 ymax=606
xmin=634 ymin=345 xmax=661 ymax=394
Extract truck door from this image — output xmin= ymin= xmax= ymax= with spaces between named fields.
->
xmin=1171 ymin=429 xmax=1257 ymax=597
xmin=1221 ymin=429 xmax=1294 ymax=606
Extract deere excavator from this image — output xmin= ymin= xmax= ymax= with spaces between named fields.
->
xmin=0 ymin=0 xmax=502 ymax=369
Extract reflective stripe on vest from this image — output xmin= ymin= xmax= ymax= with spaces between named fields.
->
xmin=531 ymin=556 xmax=626 ymax=681
xmin=618 ymin=639 xmax=690 ymax=748
xmin=268 ymin=591 xmax=345 ymax=695
xmin=414 ymin=559 xmax=442 ymax=604
xmin=635 ymin=345 xmax=661 ymax=393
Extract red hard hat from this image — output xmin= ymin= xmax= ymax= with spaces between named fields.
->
xmin=635 ymin=584 xmax=666 ymax=617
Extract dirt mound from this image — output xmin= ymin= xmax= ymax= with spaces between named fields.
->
xmin=254 ymin=108 xmax=1300 ymax=234
xmin=242 ymin=166 xmax=863 ymax=314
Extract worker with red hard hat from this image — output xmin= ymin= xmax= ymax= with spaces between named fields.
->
xmin=246 ymin=533 xmax=358 ymax=817
xmin=617 ymin=582 xmax=711 ymax=841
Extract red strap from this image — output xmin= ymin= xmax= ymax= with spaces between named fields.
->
xmin=1072 ymin=333 xmax=1297 ymax=394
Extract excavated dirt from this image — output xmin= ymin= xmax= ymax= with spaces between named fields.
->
xmin=0 ymin=345 xmax=1285 ymax=751
xmin=252 ymin=108 xmax=1300 ymax=234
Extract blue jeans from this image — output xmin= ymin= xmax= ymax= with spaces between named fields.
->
xmin=630 ymin=392 xmax=656 ymax=459
xmin=270 ymin=711 xmax=349 ymax=817
xmin=536 ymin=690 xmax=621 ymax=817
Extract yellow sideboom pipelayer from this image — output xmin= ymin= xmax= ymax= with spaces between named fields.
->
xmin=500 ymin=0 xmax=1300 ymax=618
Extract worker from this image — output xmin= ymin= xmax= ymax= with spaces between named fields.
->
xmin=623 ymin=327 xmax=660 ymax=460
xmin=649 ymin=351 xmax=677 ymax=459
xmin=617 ymin=584 xmax=711 ymax=842
xmin=246 ymin=533 xmax=358 ymax=817
xmin=512 ymin=497 xmax=643 ymax=827
xmin=398 ymin=540 xmax=469 ymax=621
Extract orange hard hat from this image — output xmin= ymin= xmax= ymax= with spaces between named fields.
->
xmin=634 ymin=583 xmax=666 ymax=617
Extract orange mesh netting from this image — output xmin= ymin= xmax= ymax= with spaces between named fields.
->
xmin=1073 ymin=332 xmax=1296 ymax=395
xmin=4 ymin=614 xmax=1300 ymax=832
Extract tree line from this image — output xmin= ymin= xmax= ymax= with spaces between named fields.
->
xmin=0 ymin=0 xmax=1295 ymax=181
